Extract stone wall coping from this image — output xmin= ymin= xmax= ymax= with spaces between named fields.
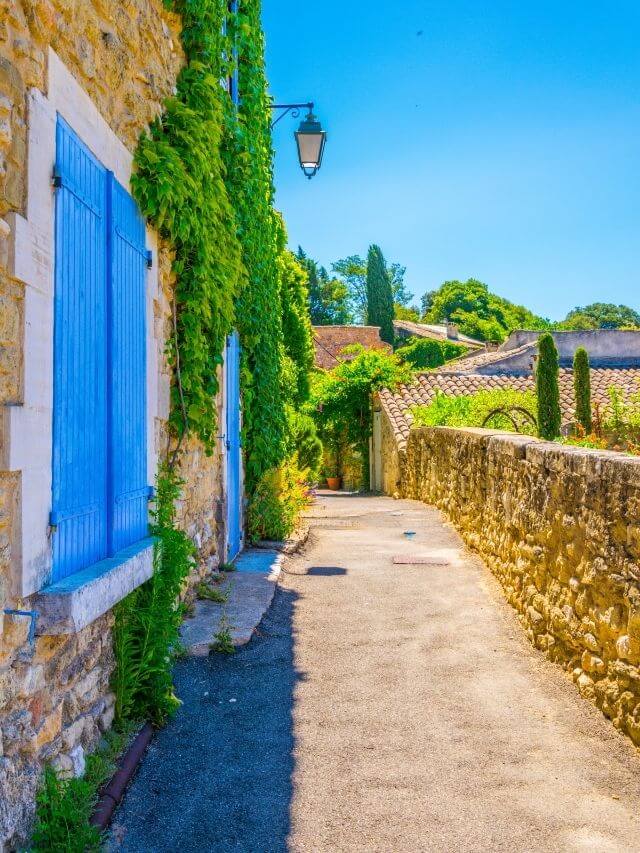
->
xmin=33 ymin=537 xmax=155 ymax=635
xmin=410 ymin=425 xmax=640 ymax=482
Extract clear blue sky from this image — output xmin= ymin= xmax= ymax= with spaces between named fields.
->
xmin=263 ymin=0 xmax=640 ymax=321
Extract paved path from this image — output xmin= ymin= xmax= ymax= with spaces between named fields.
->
xmin=111 ymin=493 xmax=640 ymax=852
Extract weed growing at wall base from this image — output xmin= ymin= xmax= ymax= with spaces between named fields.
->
xmin=112 ymin=466 xmax=195 ymax=727
xmin=31 ymin=725 xmax=137 ymax=852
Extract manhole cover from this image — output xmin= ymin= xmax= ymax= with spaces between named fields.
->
xmin=393 ymin=556 xmax=450 ymax=566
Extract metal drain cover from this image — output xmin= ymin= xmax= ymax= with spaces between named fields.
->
xmin=393 ymin=555 xmax=450 ymax=566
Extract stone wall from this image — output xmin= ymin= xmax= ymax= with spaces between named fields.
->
xmin=401 ymin=425 xmax=640 ymax=746
xmin=380 ymin=403 xmax=402 ymax=497
xmin=0 ymin=3 xmax=224 ymax=847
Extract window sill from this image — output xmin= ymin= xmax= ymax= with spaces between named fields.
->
xmin=33 ymin=538 xmax=155 ymax=635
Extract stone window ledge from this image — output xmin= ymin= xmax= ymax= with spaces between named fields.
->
xmin=33 ymin=538 xmax=155 ymax=635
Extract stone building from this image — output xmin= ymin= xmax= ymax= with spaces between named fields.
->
xmin=312 ymin=324 xmax=391 ymax=370
xmin=0 ymin=3 xmax=242 ymax=845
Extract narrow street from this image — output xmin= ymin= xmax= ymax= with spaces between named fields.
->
xmin=111 ymin=493 xmax=640 ymax=852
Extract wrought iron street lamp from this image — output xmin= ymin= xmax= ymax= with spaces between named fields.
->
xmin=270 ymin=102 xmax=327 ymax=179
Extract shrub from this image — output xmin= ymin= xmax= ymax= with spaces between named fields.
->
xmin=289 ymin=411 xmax=323 ymax=480
xmin=396 ymin=336 xmax=467 ymax=370
xmin=536 ymin=333 xmax=561 ymax=439
xmin=411 ymin=388 xmax=537 ymax=433
xmin=247 ymin=460 xmax=312 ymax=542
xmin=573 ymin=347 xmax=592 ymax=433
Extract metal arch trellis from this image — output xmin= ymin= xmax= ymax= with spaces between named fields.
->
xmin=481 ymin=406 xmax=538 ymax=433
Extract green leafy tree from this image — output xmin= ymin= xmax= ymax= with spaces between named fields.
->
xmin=298 ymin=248 xmax=350 ymax=325
xmin=310 ymin=346 xmax=411 ymax=488
xmin=366 ymin=245 xmax=395 ymax=345
xmin=394 ymin=303 xmax=421 ymax=321
xmin=573 ymin=346 xmax=592 ymax=433
xmin=560 ymin=303 xmax=640 ymax=330
xmin=425 ymin=278 xmax=549 ymax=343
xmin=536 ymin=333 xmax=561 ymax=439
xmin=333 ymin=254 xmax=411 ymax=322
xmin=420 ymin=290 xmax=437 ymax=317
xmin=396 ymin=336 xmax=466 ymax=369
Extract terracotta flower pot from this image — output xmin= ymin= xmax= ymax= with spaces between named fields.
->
xmin=326 ymin=476 xmax=342 ymax=491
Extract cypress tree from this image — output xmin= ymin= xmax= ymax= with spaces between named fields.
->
xmin=536 ymin=332 xmax=562 ymax=439
xmin=573 ymin=346 xmax=592 ymax=434
xmin=366 ymin=244 xmax=395 ymax=345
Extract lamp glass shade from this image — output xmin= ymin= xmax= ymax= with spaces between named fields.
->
xmin=295 ymin=113 xmax=327 ymax=178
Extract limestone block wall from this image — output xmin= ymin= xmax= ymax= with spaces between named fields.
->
xmin=0 ymin=3 xmax=223 ymax=846
xmin=401 ymin=426 xmax=640 ymax=746
xmin=380 ymin=405 xmax=402 ymax=497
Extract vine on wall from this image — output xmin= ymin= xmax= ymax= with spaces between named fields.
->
xmin=132 ymin=0 xmax=243 ymax=453
xmin=223 ymin=0 xmax=289 ymax=489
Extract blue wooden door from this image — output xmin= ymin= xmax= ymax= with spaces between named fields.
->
xmin=51 ymin=117 xmax=109 ymax=582
xmin=225 ymin=331 xmax=242 ymax=560
xmin=109 ymin=176 xmax=150 ymax=553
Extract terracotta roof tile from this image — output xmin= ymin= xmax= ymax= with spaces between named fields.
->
xmin=379 ymin=367 xmax=640 ymax=450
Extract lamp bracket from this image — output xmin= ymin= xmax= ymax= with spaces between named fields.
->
xmin=269 ymin=102 xmax=314 ymax=129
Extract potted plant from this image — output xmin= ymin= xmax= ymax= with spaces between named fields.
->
xmin=326 ymin=470 xmax=342 ymax=491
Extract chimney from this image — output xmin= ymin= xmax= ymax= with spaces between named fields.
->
xmin=445 ymin=320 xmax=459 ymax=340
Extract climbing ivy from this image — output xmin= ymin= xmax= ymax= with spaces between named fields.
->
xmin=132 ymin=0 xmax=243 ymax=453
xmin=222 ymin=0 xmax=290 ymax=489
xmin=137 ymin=0 xmax=295 ymax=489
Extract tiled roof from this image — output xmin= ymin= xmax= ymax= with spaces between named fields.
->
xmin=313 ymin=325 xmax=392 ymax=370
xmin=393 ymin=320 xmax=484 ymax=348
xmin=379 ymin=367 xmax=640 ymax=450
xmin=441 ymin=342 xmax=538 ymax=374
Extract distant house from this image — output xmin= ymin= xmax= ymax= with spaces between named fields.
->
xmin=444 ymin=329 xmax=640 ymax=375
xmin=313 ymin=325 xmax=392 ymax=370
xmin=393 ymin=319 xmax=484 ymax=349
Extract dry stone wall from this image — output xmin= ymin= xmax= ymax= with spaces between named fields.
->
xmin=0 ymin=3 xmax=224 ymax=846
xmin=402 ymin=426 xmax=640 ymax=747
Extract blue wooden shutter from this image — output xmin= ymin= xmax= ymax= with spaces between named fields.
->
xmin=109 ymin=175 xmax=150 ymax=553
xmin=225 ymin=331 xmax=242 ymax=560
xmin=51 ymin=117 xmax=109 ymax=581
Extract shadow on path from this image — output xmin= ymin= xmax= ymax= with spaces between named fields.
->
xmin=110 ymin=587 xmax=301 ymax=853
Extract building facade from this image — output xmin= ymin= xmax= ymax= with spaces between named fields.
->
xmin=0 ymin=3 xmax=242 ymax=845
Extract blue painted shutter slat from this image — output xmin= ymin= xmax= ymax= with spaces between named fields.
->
xmin=109 ymin=176 xmax=149 ymax=553
xmin=51 ymin=117 xmax=108 ymax=582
